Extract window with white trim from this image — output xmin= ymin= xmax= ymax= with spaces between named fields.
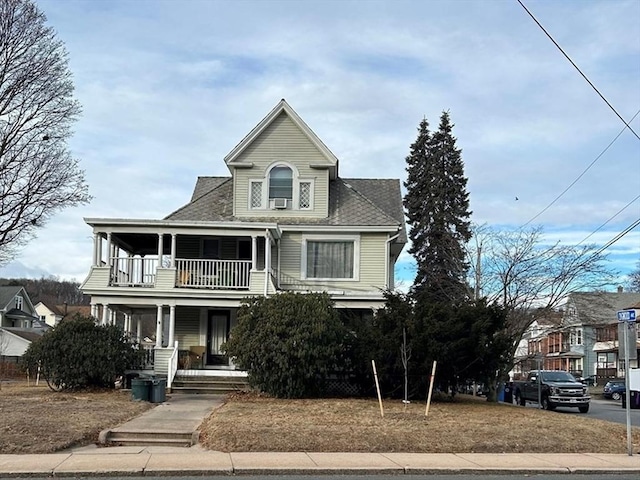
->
xmin=15 ymin=295 xmax=23 ymax=310
xmin=570 ymin=328 xmax=583 ymax=345
xmin=302 ymin=236 xmax=359 ymax=280
xmin=250 ymin=181 xmax=263 ymax=209
xmin=269 ymin=166 xmax=293 ymax=200
xmin=299 ymin=181 xmax=311 ymax=209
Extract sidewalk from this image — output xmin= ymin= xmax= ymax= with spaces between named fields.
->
xmin=0 ymin=448 xmax=639 ymax=475
xmin=1 ymin=393 xmax=639 ymax=476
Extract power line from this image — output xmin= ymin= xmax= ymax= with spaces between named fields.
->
xmin=517 ymin=0 xmax=640 ymax=141
xmin=522 ymin=109 xmax=640 ymax=227
xmin=592 ymin=218 xmax=640 ymax=257
xmin=576 ymin=194 xmax=640 ymax=246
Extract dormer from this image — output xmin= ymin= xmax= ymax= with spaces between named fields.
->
xmin=224 ymin=100 xmax=338 ymax=219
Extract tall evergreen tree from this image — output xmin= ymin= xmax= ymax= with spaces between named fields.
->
xmin=403 ymin=111 xmax=472 ymax=304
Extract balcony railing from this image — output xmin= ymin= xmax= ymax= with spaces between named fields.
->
xmin=110 ymin=257 xmax=157 ymax=286
xmin=175 ymin=259 xmax=251 ymax=289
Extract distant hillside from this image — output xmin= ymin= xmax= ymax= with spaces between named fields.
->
xmin=0 ymin=277 xmax=89 ymax=306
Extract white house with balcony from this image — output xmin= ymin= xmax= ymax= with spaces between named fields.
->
xmin=81 ymin=100 xmax=406 ymax=387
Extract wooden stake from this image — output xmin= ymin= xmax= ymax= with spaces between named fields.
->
xmin=372 ymin=359 xmax=384 ymax=418
xmin=425 ymin=360 xmax=437 ymax=417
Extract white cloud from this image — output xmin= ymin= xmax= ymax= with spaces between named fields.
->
xmin=1 ymin=0 xmax=637 ymax=283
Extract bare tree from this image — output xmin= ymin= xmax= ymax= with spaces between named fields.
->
xmin=0 ymin=0 xmax=90 ymax=265
xmin=466 ymin=224 xmax=616 ymax=399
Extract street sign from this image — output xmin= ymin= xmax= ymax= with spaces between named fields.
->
xmin=617 ymin=310 xmax=637 ymax=322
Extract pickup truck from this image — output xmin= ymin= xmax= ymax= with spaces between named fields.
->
xmin=514 ymin=370 xmax=591 ymax=413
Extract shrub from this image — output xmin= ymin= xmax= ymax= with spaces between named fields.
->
xmin=223 ymin=292 xmax=346 ymax=398
xmin=21 ymin=314 xmax=142 ymax=391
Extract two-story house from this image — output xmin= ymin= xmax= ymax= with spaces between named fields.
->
xmin=81 ymin=100 xmax=406 ymax=387
xmin=0 ymin=286 xmax=48 ymax=365
xmin=560 ymin=289 xmax=640 ymax=381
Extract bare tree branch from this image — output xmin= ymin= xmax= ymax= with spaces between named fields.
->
xmin=0 ymin=0 xmax=91 ymax=265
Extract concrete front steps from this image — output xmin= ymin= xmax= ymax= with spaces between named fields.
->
xmin=170 ymin=374 xmax=250 ymax=394
xmin=99 ymin=429 xmax=197 ymax=447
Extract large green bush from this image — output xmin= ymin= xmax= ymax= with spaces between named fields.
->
xmin=21 ymin=314 xmax=142 ymax=391
xmin=223 ymin=292 xmax=346 ymax=398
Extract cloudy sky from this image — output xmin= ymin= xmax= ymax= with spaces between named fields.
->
xmin=1 ymin=0 xmax=639 ymax=289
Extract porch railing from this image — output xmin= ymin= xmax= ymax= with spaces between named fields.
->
xmin=110 ymin=257 xmax=157 ymax=286
xmin=175 ymin=259 xmax=251 ymax=289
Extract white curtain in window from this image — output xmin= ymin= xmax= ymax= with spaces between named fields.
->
xmin=307 ymin=241 xmax=353 ymax=278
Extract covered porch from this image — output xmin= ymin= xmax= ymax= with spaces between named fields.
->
xmin=82 ymin=219 xmax=281 ymax=295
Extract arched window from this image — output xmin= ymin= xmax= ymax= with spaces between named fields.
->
xmin=269 ymin=166 xmax=293 ymax=199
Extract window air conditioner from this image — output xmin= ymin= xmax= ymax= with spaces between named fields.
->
xmin=272 ymin=198 xmax=288 ymax=209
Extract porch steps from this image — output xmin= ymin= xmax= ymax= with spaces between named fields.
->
xmin=171 ymin=375 xmax=250 ymax=394
xmin=100 ymin=429 xmax=196 ymax=448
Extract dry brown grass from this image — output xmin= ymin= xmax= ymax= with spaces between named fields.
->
xmin=0 ymin=381 xmax=152 ymax=454
xmin=2 ymin=381 xmax=639 ymax=455
xmin=200 ymin=392 xmax=640 ymax=454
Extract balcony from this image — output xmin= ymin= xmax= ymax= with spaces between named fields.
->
xmin=175 ymin=259 xmax=251 ymax=290
xmin=108 ymin=257 xmax=252 ymax=290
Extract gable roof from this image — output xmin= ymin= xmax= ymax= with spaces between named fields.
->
xmin=0 ymin=286 xmax=28 ymax=311
xmin=566 ymin=291 xmax=640 ymax=326
xmin=36 ymin=302 xmax=65 ymax=316
xmin=1 ymin=327 xmax=44 ymax=343
xmin=165 ymin=176 xmax=405 ymax=237
xmin=224 ymin=99 xmax=339 ymax=179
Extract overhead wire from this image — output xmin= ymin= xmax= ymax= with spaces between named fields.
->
xmin=522 ymin=109 xmax=640 ymax=227
xmin=517 ymin=0 xmax=640 ymax=258
xmin=591 ymin=218 xmax=640 ymax=257
xmin=517 ymin=0 xmax=640 ymax=141
xmin=576 ymin=195 xmax=640 ymax=246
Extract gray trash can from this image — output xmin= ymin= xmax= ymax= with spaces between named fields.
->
xmin=131 ymin=378 xmax=151 ymax=401
xmin=149 ymin=378 xmax=167 ymax=403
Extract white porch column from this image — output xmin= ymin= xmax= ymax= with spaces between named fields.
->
xmin=136 ymin=317 xmax=142 ymax=343
xmin=124 ymin=312 xmax=131 ymax=334
xmin=90 ymin=303 xmax=98 ymax=319
xmin=105 ymin=233 xmax=112 ymax=266
xmin=170 ymin=234 xmax=177 ymax=268
xmin=92 ymin=234 xmax=99 ymax=266
xmin=251 ymin=235 xmax=258 ymax=270
xmin=155 ymin=305 xmax=163 ymax=348
xmin=168 ymin=305 xmax=176 ymax=346
xmin=101 ymin=304 xmax=109 ymax=326
xmin=158 ymin=233 xmax=164 ymax=267
xmin=110 ymin=309 xmax=116 ymax=326
xmin=264 ymin=231 xmax=271 ymax=296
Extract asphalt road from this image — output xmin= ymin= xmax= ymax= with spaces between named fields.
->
xmin=516 ymin=396 xmax=640 ymax=425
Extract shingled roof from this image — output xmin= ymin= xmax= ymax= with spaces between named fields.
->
xmin=165 ymin=176 xmax=405 ymax=240
xmin=566 ymin=291 xmax=640 ymax=326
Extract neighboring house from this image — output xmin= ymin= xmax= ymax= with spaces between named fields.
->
xmin=35 ymin=302 xmax=64 ymax=327
xmin=511 ymin=313 xmax=562 ymax=379
xmin=81 ymin=100 xmax=406 ymax=384
xmin=0 ymin=286 xmax=48 ymax=362
xmin=559 ymin=289 xmax=640 ymax=380
xmin=0 ymin=286 xmax=40 ymax=329
xmin=35 ymin=302 xmax=92 ymax=327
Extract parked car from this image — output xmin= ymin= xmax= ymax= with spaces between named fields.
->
xmin=579 ymin=375 xmax=597 ymax=386
xmin=603 ymin=380 xmax=626 ymax=400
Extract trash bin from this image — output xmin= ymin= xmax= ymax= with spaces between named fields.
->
xmin=149 ymin=377 xmax=167 ymax=403
xmin=497 ymin=384 xmax=505 ymax=402
xmin=131 ymin=378 xmax=151 ymax=401
xmin=504 ymin=383 xmax=513 ymax=404
xmin=125 ymin=372 xmax=140 ymax=390
xmin=621 ymin=391 xmax=640 ymax=409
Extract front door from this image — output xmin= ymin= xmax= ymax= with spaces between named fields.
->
xmin=207 ymin=310 xmax=230 ymax=366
